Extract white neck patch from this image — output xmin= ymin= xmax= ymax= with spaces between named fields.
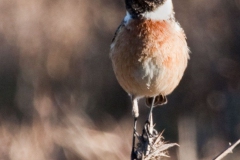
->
xmin=123 ymin=0 xmax=173 ymax=25
xmin=142 ymin=0 xmax=173 ymax=20
xmin=124 ymin=11 xmax=132 ymax=24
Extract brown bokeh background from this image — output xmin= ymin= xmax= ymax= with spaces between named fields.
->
xmin=0 ymin=0 xmax=240 ymax=159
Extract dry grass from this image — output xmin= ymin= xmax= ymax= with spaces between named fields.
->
xmin=0 ymin=111 xmax=134 ymax=160
xmin=0 ymin=111 xmax=180 ymax=160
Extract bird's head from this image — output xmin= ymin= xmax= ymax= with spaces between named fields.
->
xmin=125 ymin=0 xmax=173 ymax=20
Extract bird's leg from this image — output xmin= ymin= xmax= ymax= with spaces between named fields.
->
xmin=148 ymin=96 xmax=156 ymax=123
xmin=147 ymin=96 xmax=155 ymax=136
xmin=131 ymin=96 xmax=139 ymax=160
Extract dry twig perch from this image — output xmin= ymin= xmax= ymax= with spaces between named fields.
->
xmin=132 ymin=113 xmax=179 ymax=160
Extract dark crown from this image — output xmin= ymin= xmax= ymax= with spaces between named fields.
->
xmin=125 ymin=0 xmax=166 ymax=18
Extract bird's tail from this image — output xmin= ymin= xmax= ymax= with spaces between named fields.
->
xmin=145 ymin=94 xmax=167 ymax=107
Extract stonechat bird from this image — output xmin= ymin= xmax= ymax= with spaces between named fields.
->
xmin=110 ymin=0 xmax=189 ymax=157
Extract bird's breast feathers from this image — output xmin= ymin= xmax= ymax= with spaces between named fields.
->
xmin=110 ymin=19 xmax=189 ymax=96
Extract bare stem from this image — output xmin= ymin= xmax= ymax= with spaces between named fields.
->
xmin=213 ymin=139 xmax=240 ymax=160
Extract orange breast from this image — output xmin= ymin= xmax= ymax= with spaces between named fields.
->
xmin=110 ymin=19 xmax=189 ymax=97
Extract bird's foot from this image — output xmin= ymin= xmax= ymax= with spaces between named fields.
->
xmin=145 ymin=95 xmax=167 ymax=107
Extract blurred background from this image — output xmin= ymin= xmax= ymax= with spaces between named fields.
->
xmin=0 ymin=0 xmax=240 ymax=159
